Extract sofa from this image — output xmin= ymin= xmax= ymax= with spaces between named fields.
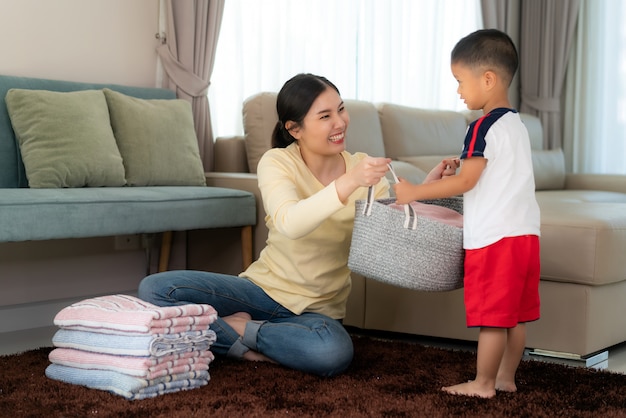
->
xmin=205 ymin=91 xmax=626 ymax=363
xmin=0 ymin=74 xmax=256 ymax=336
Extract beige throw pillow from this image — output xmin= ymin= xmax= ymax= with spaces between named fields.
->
xmin=103 ymin=88 xmax=206 ymax=186
xmin=5 ymin=88 xmax=126 ymax=188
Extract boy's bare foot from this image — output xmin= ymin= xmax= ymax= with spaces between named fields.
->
xmin=442 ymin=380 xmax=496 ymax=399
xmin=495 ymin=380 xmax=517 ymax=392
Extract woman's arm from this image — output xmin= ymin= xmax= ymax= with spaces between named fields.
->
xmin=258 ymin=151 xmax=390 ymax=239
xmin=257 ymin=151 xmax=345 ymax=240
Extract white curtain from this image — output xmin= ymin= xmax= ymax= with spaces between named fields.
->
xmin=564 ymin=0 xmax=626 ymax=174
xmin=209 ymin=0 xmax=482 ymax=138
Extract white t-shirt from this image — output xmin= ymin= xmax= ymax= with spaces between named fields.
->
xmin=460 ymin=108 xmax=540 ymax=249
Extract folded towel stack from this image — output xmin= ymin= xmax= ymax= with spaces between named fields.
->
xmin=45 ymin=294 xmax=218 ymax=400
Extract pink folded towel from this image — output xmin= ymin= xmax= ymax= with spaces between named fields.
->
xmin=54 ymin=294 xmax=218 ymax=334
xmin=49 ymin=347 xmax=214 ymax=379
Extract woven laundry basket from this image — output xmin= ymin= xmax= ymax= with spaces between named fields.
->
xmin=348 ymin=189 xmax=464 ymax=292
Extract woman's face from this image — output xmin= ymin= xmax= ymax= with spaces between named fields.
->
xmin=289 ymin=87 xmax=350 ymax=156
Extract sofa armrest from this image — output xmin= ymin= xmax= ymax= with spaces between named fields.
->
xmin=205 ymin=172 xmax=267 ymax=260
xmin=213 ymin=136 xmax=249 ymax=173
xmin=565 ymin=173 xmax=626 ymax=194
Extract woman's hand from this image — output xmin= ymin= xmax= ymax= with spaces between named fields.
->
xmin=335 ymin=156 xmax=391 ymax=202
xmin=351 ymin=156 xmax=392 ymax=187
xmin=423 ymin=157 xmax=460 ymax=184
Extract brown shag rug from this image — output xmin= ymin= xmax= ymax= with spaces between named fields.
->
xmin=2 ymin=334 xmax=626 ymax=418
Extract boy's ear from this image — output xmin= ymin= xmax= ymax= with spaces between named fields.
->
xmin=483 ymin=70 xmax=497 ymax=90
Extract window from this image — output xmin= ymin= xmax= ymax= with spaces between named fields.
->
xmin=209 ymin=0 xmax=482 ymax=138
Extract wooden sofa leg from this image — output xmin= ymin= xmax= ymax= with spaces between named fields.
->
xmin=158 ymin=231 xmax=173 ymax=272
xmin=241 ymin=225 xmax=253 ymax=270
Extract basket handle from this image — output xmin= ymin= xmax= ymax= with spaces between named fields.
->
xmin=362 ymin=163 xmax=417 ymax=230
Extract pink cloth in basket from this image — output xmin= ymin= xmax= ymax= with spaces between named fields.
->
xmin=388 ymin=201 xmax=463 ymax=228
xmin=54 ymin=294 xmax=217 ymax=334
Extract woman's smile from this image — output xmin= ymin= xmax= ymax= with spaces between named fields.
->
xmin=329 ymin=132 xmax=345 ymax=144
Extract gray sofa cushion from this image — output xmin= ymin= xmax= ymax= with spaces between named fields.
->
xmin=0 ymin=186 xmax=255 ymax=242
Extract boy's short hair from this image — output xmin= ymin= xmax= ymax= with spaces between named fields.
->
xmin=451 ymin=29 xmax=518 ymax=86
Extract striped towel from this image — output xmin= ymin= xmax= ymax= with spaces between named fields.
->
xmin=48 ymin=347 xmax=214 ymax=379
xmin=45 ymin=363 xmax=210 ymax=400
xmin=52 ymin=328 xmax=217 ymax=357
xmin=54 ymin=294 xmax=217 ymax=334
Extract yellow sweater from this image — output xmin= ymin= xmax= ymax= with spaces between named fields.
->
xmin=240 ymin=143 xmax=389 ymax=319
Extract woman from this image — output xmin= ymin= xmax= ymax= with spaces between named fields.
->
xmin=139 ymin=73 xmax=451 ymax=377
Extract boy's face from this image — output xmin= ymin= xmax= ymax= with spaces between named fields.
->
xmin=451 ymin=62 xmax=487 ymax=111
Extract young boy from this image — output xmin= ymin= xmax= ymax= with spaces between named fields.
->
xmin=394 ymin=29 xmax=541 ymax=398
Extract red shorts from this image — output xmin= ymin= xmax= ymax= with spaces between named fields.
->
xmin=464 ymin=235 xmax=540 ymax=328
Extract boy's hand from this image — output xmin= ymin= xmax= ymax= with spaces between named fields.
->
xmin=424 ymin=157 xmax=460 ymax=183
xmin=393 ymin=177 xmax=417 ymax=205
xmin=442 ymin=158 xmax=460 ymax=177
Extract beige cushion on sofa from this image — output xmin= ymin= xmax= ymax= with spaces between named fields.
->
xmin=343 ymin=100 xmax=386 ymax=158
xmin=520 ymin=113 xmax=543 ymax=150
xmin=537 ymin=193 xmax=626 ymax=286
xmin=242 ymin=92 xmax=278 ymax=174
xmin=387 ymin=160 xmax=428 ymax=191
xmin=532 ymin=149 xmax=566 ymax=190
xmin=397 ymin=155 xmax=459 ymax=175
xmin=378 ymin=103 xmax=466 ymax=159
xmin=103 ymin=88 xmax=206 ymax=186
xmin=5 ymin=88 xmax=126 ymax=188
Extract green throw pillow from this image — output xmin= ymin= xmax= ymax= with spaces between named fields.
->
xmin=103 ymin=88 xmax=206 ymax=186
xmin=5 ymin=89 xmax=126 ymax=188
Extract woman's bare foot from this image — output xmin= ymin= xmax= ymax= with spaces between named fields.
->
xmin=442 ymin=380 xmax=496 ymax=399
xmin=222 ymin=312 xmax=276 ymax=363
xmin=222 ymin=312 xmax=252 ymax=335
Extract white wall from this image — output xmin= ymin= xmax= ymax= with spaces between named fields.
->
xmin=0 ymin=0 xmax=160 ymax=86
xmin=0 ymin=0 xmax=162 ymax=352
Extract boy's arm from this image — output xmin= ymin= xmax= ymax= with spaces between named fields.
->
xmin=394 ymin=157 xmax=486 ymax=204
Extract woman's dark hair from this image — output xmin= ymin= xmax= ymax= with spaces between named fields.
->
xmin=271 ymin=73 xmax=340 ymax=148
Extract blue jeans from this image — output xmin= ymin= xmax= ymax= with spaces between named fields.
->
xmin=138 ymin=270 xmax=353 ymax=377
